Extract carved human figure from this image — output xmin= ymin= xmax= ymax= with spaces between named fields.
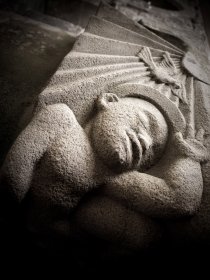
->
xmin=0 ymin=93 xmax=207 ymax=249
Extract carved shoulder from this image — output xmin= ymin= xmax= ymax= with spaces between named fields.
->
xmin=33 ymin=103 xmax=78 ymax=132
xmin=0 ymin=103 xmax=79 ymax=202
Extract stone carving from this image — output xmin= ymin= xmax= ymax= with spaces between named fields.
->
xmin=0 ymin=2 xmax=210 ymax=252
xmin=118 ymin=0 xmax=210 ymax=85
xmin=138 ymin=47 xmax=187 ymax=104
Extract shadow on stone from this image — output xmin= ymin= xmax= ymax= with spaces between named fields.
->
xmin=0 ymin=11 xmax=76 ymax=166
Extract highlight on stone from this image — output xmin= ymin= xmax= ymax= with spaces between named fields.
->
xmin=0 ymin=1 xmax=210 ymax=257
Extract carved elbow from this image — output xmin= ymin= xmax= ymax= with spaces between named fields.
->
xmin=178 ymin=196 xmax=201 ymax=217
xmin=173 ymin=181 xmax=203 ymax=217
xmin=180 ymin=204 xmax=197 ymax=217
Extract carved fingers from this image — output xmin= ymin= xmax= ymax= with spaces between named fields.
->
xmin=125 ymin=128 xmax=153 ymax=169
xmin=125 ymin=129 xmax=143 ymax=169
xmin=185 ymin=124 xmax=195 ymax=138
xmin=184 ymin=124 xmax=205 ymax=140
xmin=195 ymin=127 xmax=205 ymax=142
xmin=174 ymin=126 xmax=209 ymax=162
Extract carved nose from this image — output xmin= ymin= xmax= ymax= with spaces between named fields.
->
xmin=113 ymin=150 xmax=126 ymax=166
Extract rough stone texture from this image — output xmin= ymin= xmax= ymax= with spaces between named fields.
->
xmin=0 ymin=1 xmax=210 ymax=259
xmin=118 ymin=0 xmax=210 ymax=84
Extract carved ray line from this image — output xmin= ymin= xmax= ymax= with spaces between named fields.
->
xmin=62 ymin=52 xmax=140 ymax=69
xmin=96 ymin=2 xmax=184 ymax=54
xmin=123 ymin=76 xmax=152 ymax=85
xmin=73 ymin=32 xmax=183 ymax=58
xmin=86 ymin=16 xmax=182 ymax=55
xmin=48 ymin=63 xmax=148 ymax=86
xmin=44 ymin=67 xmax=151 ymax=94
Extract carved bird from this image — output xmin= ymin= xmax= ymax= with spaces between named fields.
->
xmin=138 ymin=47 xmax=188 ymax=104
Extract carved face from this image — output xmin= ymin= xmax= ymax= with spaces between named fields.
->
xmin=90 ymin=93 xmax=168 ymax=171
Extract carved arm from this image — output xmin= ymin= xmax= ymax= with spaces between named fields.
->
xmin=0 ymin=103 xmax=77 ymax=203
xmin=103 ymin=129 xmax=208 ymax=219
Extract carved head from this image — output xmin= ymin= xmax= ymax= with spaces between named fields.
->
xmin=90 ymin=93 xmax=168 ymax=171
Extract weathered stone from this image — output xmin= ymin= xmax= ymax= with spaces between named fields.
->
xmin=0 ymin=1 xmax=210 ymax=258
xmin=118 ymin=0 xmax=210 ymax=84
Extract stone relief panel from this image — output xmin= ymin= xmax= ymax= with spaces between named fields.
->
xmin=0 ymin=2 xmax=210 ymax=253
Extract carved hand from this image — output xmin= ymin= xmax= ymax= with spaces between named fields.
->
xmin=174 ymin=125 xmax=209 ymax=162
